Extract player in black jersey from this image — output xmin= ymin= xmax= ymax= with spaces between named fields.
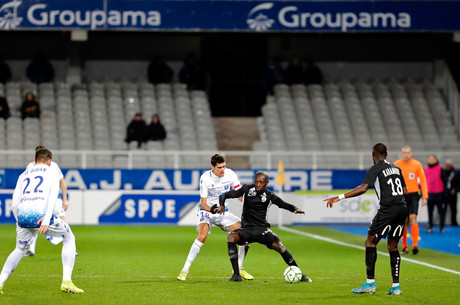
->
xmin=219 ymin=171 xmax=312 ymax=282
xmin=324 ymin=143 xmax=408 ymax=296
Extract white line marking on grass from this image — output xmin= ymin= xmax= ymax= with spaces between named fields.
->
xmin=279 ymin=225 xmax=460 ymax=276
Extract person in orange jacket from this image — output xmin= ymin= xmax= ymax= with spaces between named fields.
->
xmin=394 ymin=145 xmax=428 ymax=255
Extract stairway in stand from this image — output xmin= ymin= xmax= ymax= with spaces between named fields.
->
xmin=213 ymin=117 xmax=260 ymax=168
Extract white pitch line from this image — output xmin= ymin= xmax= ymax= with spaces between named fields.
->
xmin=279 ymin=225 xmax=460 ymax=276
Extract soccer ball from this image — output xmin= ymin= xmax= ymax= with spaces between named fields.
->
xmin=283 ymin=266 xmax=302 ymax=283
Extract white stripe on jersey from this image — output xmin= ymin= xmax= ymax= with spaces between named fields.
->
xmin=374 ymin=177 xmax=381 ymax=200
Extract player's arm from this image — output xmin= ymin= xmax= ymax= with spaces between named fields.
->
xmin=271 ymin=194 xmax=305 ymax=214
xmin=60 ymin=178 xmax=69 ymax=211
xmin=324 ymin=183 xmax=370 ymax=208
xmin=219 ymin=185 xmax=247 ymax=213
xmin=418 ymin=165 xmax=428 ymax=206
xmin=200 ymin=197 xmax=218 ymax=213
xmin=38 ymin=171 xmax=59 ymax=233
xmin=11 ymin=175 xmax=22 ymax=221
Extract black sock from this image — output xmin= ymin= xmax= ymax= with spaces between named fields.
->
xmin=228 ymin=242 xmax=239 ymax=275
xmin=365 ymin=247 xmax=377 ymax=280
xmin=244 ymin=243 xmax=250 ymax=257
xmin=281 ymin=249 xmax=298 ymax=267
xmin=389 ymin=250 xmax=401 ymax=283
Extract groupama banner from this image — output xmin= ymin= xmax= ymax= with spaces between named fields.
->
xmin=0 ymin=0 xmax=460 ymax=32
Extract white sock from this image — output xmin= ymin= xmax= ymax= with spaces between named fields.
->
xmin=392 ymin=283 xmax=399 ymax=287
xmin=237 ymin=244 xmax=247 ymax=270
xmin=61 ymin=231 xmax=76 ymax=282
xmin=0 ymin=248 xmax=26 ymax=286
xmin=366 ymin=279 xmax=375 ymax=284
xmin=182 ymin=239 xmax=203 ymax=273
xmin=29 ymin=233 xmax=38 ymax=254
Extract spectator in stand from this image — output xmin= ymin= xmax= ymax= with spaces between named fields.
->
xmin=147 ymin=114 xmax=167 ymax=141
xmin=0 ymin=57 xmax=12 ymax=84
xmin=425 ymin=155 xmax=446 ymax=233
xmin=304 ymin=60 xmax=323 ymax=85
xmin=285 ymin=58 xmax=304 ymax=86
xmin=0 ymin=95 xmax=10 ymax=119
xmin=147 ymin=56 xmax=173 ymax=85
xmin=263 ymin=56 xmax=285 ymax=95
xmin=179 ymin=53 xmax=207 ymax=90
xmin=20 ymin=92 xmax=40 ymax=119
xmin=125 ymin=112 xmax=147 ymax=148
xmin=444 ymin=159 xmax=459 ymax=226
xmin=26 ymin=52 xmax=55 ymax=83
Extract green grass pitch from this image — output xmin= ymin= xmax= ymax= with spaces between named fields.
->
xmin=0 ymin=225 xmax=458 ymax=305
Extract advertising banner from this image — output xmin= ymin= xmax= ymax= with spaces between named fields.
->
xmin=0 ymin=0 xmax=460 ymax=32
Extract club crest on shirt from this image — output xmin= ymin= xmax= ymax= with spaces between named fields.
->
xmin=248 ymin=187 xmax=256 ymax=196
xmin=261 ymin=192 xmax=267 ymax=202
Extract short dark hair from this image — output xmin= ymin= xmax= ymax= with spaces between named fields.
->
xmin=211 ymin=154 xmax=225 ymax=166
xmin=373 ymin=143 xmax=388 ymax=157
xmin=35 ymin=145 xmax=47 ymax=152
xmin=35 ymin=148 xmax=52 ymax=163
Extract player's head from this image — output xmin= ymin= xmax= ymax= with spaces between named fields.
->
xmin=35 ymin=147 xmax=52 ymax=165
xmin=428 ymin=154 xmax=438 ymax=166
xmin=211 ymin=154 xmax=226 ymax=177
xmin=401 ymin=145 xmax=413 ymax=162
xmin=35 ymin=145 xmax=48 ymax=152
xmin=372 ymin=143 xmax=387 ymax=164
xmin=254 ymin=171 xmax=269 ymax=192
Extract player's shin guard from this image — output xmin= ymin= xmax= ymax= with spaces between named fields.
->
xmin=280 ymin=249 xmax=298 ymax=267
xmin=238 ymin=243 xmax=250 ymax=270
xmin=182 ymin=239 xmax=203 ymax=273
xmin=228 ymin=242 xmax=240 ymax=275
xmin=0 ymin=248 xmax=26 ymax=286
xmin=389 ymin=250 xmax=401 ymax=284
xmin=401 ymin=226 xmax=408 ymax=250
xmin=62 ymin=232 xmax=76 ymax=282
xmin=365 ymin=247 xmax=377 ymax=280
xmin=411 ymin=224 xmax=419 ymax=247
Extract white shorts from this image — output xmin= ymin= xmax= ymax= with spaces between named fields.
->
xmin=54 ymin=199 xmax=66 ymax=217
xmin=16 ymin=217 xmax=74 ymax=249
xmin=197 ymin=210 xmax=241 ymax=234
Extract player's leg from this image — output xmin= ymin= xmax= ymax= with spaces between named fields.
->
xmin=407 ymin=194 xmax=420 ymax=253
xmin=386 ymin=238 xmax=402 ymax=295
xmin=178 ymin=222 xmax=210 ymax=280
xmin=0 ymin=227 xmax=36 ymax=293
xmin=227 ymin=231 xmax=243 ymax=282
xmin=351 ymin=234 xmax=380 ymax=294
xmin=26 ymin=232 xmax=38 ymax=256
xmin=44 ymin=218 xmax=83 ymax=294
xmin=401 ymin=217 xmax=409 ymax=254
xmin=227 ymin=220 xmax=253 ymax=280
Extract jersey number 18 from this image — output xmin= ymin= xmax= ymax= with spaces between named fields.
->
xmin=387 ymin=177 xmax=403 ymax=196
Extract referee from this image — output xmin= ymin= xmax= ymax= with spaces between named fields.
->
xmin=324 ymin=143 xmax=408 ymax=296
xmin=219 ymin=171 xmax=311 ymax=283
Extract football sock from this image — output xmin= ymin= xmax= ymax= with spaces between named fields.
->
xmin=389 ymin=250 xmax=401 ymax=284
xmin=238 ymin=243 xmax=250 ymax=270
xmin=29 ymin=233 xmax=38 ymax=254
xmin=0 ymin=247 xmax=25 ymax=285
xmin=228 ymin=242 xmax=239 ymax=275
xmin=280 ymin=249 xmax=298 ymax=267
xmin=411 ymin=224 xmax=419 ymax=247
xmin=62 ymin=231 xmax=76 ymax=282
xmin=366 ymin=279 xmax=375 ymax=284
xmin=365 ymin=247 xmax=377 ymax=280
xmin=392 ymin=283 xmax=399 ymax=288
xmin=401 ymin=226 xmax=408 ymax=249
xmin=182 ymin=239 xmax=203 ymax=273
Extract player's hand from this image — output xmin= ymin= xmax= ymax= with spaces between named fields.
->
xmin=37 ymin=217 xmax=49 ymax=234
xmin=219 ymin=205 xmax=225 ymax=215
xmin=421 ymin=198 xmax=428 ymax=206
xmin=210 ymin=204 xmax=219 ymax=214
xmin=324 ymin=196 xmax=340 ymax=208
xmin=62 ymin=199 xmax=69 ymax=211
xmin=294 ymin=209 xmax=305 ymax=215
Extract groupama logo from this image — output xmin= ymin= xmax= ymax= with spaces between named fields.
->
xmin=0 ymin=0 xmax=22 ymax=29
xmin=247 ymin=2 xmax=275 ymax=31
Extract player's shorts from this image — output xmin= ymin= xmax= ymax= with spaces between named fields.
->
xmin=368 ymin=203 xmax=408 ymax=240
xmin=197 ymin=210 xmax=241 ymax=234
xmin=16 ymin=216 xmax=74 ymax=250
xmin=234 ymin=226 xmax=280 ymax=249
xmin=405 ymin=192 xmax=421 ymax=215
xmin=54 ymin=198 xmax=66 ymax=217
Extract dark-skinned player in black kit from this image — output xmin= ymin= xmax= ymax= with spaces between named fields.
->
xmin=324 ymin=143 xmax=408 ymax=296
xmin=219 ymin=171 xmax=312 ymax=282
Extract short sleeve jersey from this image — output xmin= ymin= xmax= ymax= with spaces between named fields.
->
xmin=14 ymin=164 xmax=60 ymax=227
xmin=363 ymin=160 xmax=406 ymax=206
xmin=199 ymin=168 xmax=241 ymax=208
xmin=27 ymin=161 xmax=64 ymax=180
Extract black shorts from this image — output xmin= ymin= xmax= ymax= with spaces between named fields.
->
xmin=405 ymin=192 xmax=420 ymax=215
xmin=235 ymin=226 xmax=280 ymax=249
xmin=368 ymin=204 xmax=408 ymax=240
